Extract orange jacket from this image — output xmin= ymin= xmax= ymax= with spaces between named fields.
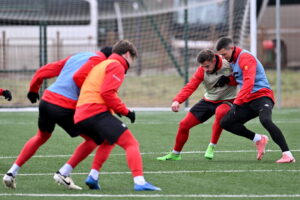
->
xmin=74 ymin=53 xmax=130 ymax=123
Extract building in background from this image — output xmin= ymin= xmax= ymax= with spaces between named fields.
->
xmin=0 ymin=0 xmax=299 ymax=107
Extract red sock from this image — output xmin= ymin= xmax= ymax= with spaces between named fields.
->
xmin=116 ymin=129 xmax=143 ymax=177
xmin=211 ymin=103 xmax=231 ymax=144
xmin=91 ymin=140 xmax=115 ymax=171
xmin=66 ymin=134 xmax=98 ymax=168
xmin=173 ymin=112 xmax=201 ymax=152
xmin=15 ymin=129 xmax=51 ymax=166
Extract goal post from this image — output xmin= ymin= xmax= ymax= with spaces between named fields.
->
xmin=0 ymin=0 xmax=252 ymax=108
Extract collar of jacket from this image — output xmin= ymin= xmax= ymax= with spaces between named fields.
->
xmin=107 ymin=53 xmax=129 ymax=72
xmin=232 ymin=46 xmax=243 ymax=63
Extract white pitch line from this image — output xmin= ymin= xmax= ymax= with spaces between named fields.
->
xmin=16 ymin=169 xmax=300 ymax=176
xmin=0 ymin=149 xmax=300 ymax=159
xmin=1 ymin=107 xmax=300 ymax=113
xmin=0 ymin=193 xmax=300 ymax=198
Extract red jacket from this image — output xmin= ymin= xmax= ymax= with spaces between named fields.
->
xmin=232 ymin=47 xmax=275 ymax=105
xmin=29 ymin=52 xmax=107 ymax=109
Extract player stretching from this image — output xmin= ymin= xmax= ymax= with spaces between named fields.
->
xmin=157 ymin=49 xmax=238 ymax=161
xmin=216 ymin=37 xmax=295 ymax=163
xmin=55 ymin=40 xmax=161 ymax=191
xmin=3 ymin=47 xmax=112 ymax=189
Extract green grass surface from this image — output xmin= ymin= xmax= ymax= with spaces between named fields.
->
xmin=1 ymin=69 xmax=300 ymax=107
xmin=0 ymin=110 xmax=299 ymax=199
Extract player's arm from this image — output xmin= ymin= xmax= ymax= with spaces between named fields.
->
xmin=233 ymin=53 xmax=257 ymax=105
xmin=172 ymin=67 xmax=204 ymax=111
xmin=100 ymin=63 xmax=129 ymax=116
xmin=228 ymin=74 xmax=238 ymax=86
xmin=73 ymin=53 xmax=106 ymax=88
xmin=29 ymin=56 xmax=70 ymax=93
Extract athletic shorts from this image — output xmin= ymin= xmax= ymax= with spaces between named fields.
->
xmin=189 ymin=99 xmax=233 ymax=123
xmin=76 ymin=111 xmax=128 ymax=145
xmin=38 ymin=100 xmax=81 ymax=137
xmin=221 ymin=97 xmax=274 ymax=125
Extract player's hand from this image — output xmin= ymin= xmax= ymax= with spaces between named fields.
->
xmin=171 ymin=101 xmax=180 ymax=112
xmin=213 ymin=75 xmax=230 ymax=87
xmin=100 ymin=46 xmax=113 ymax=58
xmin=126 ymin=110 xmax=135 ymax=123
xmin=2 ymin=90 xmax=12 ymax=101
xmin=27 ymin=92 xmax=39 ymax=103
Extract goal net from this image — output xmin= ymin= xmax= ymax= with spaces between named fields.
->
xmin=0 ymin=0 xmax=251 ymax=108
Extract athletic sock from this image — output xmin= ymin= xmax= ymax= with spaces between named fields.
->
xmin=15 ymin=130 xmax=51 ymax=167
xmin=134 ymin=176 xmax=146 ymax=185
xmin=66 ymin=134 xmax=97 ymax=168
xmin=172 ymin=150 xmax=180 ymax=154
xmin=58 ymin=164 xmax=73 ymax=177
xmin=253 ymin=134 xmax=262 ymax=142
xmin=173 ymin=112 xmax=200 ymax=152
xmin=211 ymin=103 xmax=231 ymax=144
xmin=89 ymin=169 xmax=99 ymax=180
xmin=7 ymin=164 xmax=20 ymax=177
xmin=116 ymin=130 xmax=143 ymax=177
xmin=91 ymin=141 xmax=114 ymax=171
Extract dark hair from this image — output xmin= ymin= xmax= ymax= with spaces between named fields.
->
xmin=100 ymin=46 xmax=112 ymax=58
xmin=112 ymin=40 xmax=137 ymax=58
xmin=196 ymin=49 xmax=215 ymax=64
xmin=215 ymin=37 xmax=234 ymax=51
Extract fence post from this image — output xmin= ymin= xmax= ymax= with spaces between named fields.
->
xmin=183 ymin=0 xmax=189 ymax=108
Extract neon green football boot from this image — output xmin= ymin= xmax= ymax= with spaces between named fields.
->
xmin=157 ymin=152 xmax=181 ymax=161
xmin=204 ymin=145 xmax=215 ymax=160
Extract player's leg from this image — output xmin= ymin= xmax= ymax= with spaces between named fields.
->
xmin=53 ymin=105 xmax=91 ymax=190
xmin=251 ymin=97 xmax=295 ymax=163
xmin=116 ymin=129 xmax=161 ymax=191
xmin=157 ymin=112 xmax=200 ymax=161
xmin=220 ymin=103 xmax=269 ymax=160
xmin=3 ymin=129 xmax=52 ymax=189
xmin=158 ymin=99 xmax=216 ymax=161
xmin=75 ymin=112 xmax=160 ymax=191
xmin=3 ymin=100 xmax=54 ymax=189
xmin=57 ymin=135 xmax=104 ymax=190
xmin=205 ymin=103 xmax=231 ymax=160
xmin=66 ymin=112 xmax=122 ymax=190
xmin=85 ymin=140 xmax=115 ymax=189
xmin=66 ymin=134 xmax=98 ymax=168
xmin=56 ymin=134 xmax=97 ymax=178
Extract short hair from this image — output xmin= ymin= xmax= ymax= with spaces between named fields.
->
xmin=215 ymin=37 xmax=234 ymax=51
xmin=196 ymin=49 xmax=215 ymax=64
xmin=112 ymin=39 xmax=137 ymax=58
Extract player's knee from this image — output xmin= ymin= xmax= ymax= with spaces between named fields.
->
xmin=220 ymin=117 xmax=231 ymax=130
xmin=259 ymin=109 xmax=273 ymax=126
xmin=259 ymin=114 xmax=272 ymax=127
xmin=123 ymin=139 xmax=140 ymax=151
xmin=178 ymin=120 xmax=191 ymax=132
xmin=130 ymin=137 xmax=140 ymax=148
xmin=37 ymin=129 xmax=52 ymax=142
xmin=118 ymin=130 xmax=140 ymax=149
xmin=215 ymin=104 xmax=231 ymax=120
